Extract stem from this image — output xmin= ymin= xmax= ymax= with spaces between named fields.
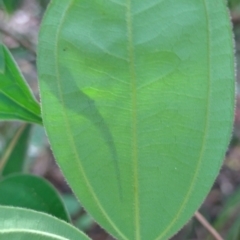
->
xmin=194 ymin=211 xmax=223 ymax=240
xmin=0 ymin=123 xmax=27 ymax=172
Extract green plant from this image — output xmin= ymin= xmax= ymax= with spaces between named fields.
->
xmin=0 ymin=0 xmax=235 ymax=240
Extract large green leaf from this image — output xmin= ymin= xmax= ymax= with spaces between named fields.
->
xmin=38 ymin=1 xmax=235 ymax=239
xmin=1 ymin=124 xmax=31 ymax=176
xmin=0 ymin=206 xmax=90 ymax=240
xmin=0 ymin=45 xmax=42 ymax=124
xmin=0 ymin=174 xmax=70 ymax=222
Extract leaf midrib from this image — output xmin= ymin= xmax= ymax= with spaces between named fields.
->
xmin=126 ymin=0 xmax=141 ymax=239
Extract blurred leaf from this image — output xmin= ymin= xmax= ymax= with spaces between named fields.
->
xmin=61 ymin=194 xmax=94 ymax=232
xmin=0 ymin=174 xmax=70 ymax=222
xmin=0 ymin=44 xmax=5 ymax=73
xmin=30 ymin=124 xmax=46 ymax=149
xmin=0 ymin=206 xmax=90 ymax=240
xmin=22 ymin=124 xmax=47 ymax=172
xmin=39 ymin=0 xmax=50 ymax=9
xmin=1 ymin=124 xmax=31 ymax=176
xmin=208 ymin=187 xmax=240 ymax=240
xmin=10 ymin=47 xmax=36 ymax=63
xmin=226 ymin=217 xmax=240 ymax=240
xmin=228 ymin=0 xmax=240 ymax=9
xmin=62 ymin=194 xmax=81 ymax=217
xmin=75 ymin=214 xmax=94 ymax=232
xmin=1 ymin=0 xmax=24 ymax=14
xmin=0 ymin=45 xmax=42 ymax=124
xmin=38 ymin=1 xmax=235 ymax=239
xmin=171 ymin=219 xmax=198 ymax=240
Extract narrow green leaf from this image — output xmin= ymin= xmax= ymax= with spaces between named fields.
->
xmin=0 ymin=44 xmax=42 ymax=124
xmin=1 ymin=124 xmax=31 ymax=176
xmin=0 ymin=206 xmax=90 ymax=240
xmin=0 ymin=44 xmax=5 ymax=73
xmin=226 ymin=218 xmax=240 ymax=240
xmin=38 ymin=1 xmax=235 ymax=239
xmin=0 ymin=174 xmax=70 ymax=222
xmin=207 ymin=187 xmax=240 ymax=240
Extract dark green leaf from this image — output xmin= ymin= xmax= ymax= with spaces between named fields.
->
xmin=2 ymin=0 xmax=23 ymax=14
xmin=0 ymin=174 xmax=70 ymax=222
xmin=39 ymin=0 xmax=50 ymax=9
xmin=228 ymin=0 xmax=240 ymax=9
xmin=0 ymin=45 xmax=42 ymax=124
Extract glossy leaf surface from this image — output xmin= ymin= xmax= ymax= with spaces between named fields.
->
xmin=0 ymin=45 xmax=42 ymax=124
xmin=1 ymin=124 xmax=31 ymax=176
xmin=0 ymin=206 xmax=90 ymax=240
xmin=38 ymin=1 xmax=235 ymax=239
xmin=0 ymin=174 xmax=70 ymax=222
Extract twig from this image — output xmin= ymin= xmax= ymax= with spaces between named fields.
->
xmin=194 ymin=211 xmax=224 ymax=240
xmin=0 ymin=123 xmax=27 ymax=172
xmin=0 ymin=24 xmax=36 ymax=55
